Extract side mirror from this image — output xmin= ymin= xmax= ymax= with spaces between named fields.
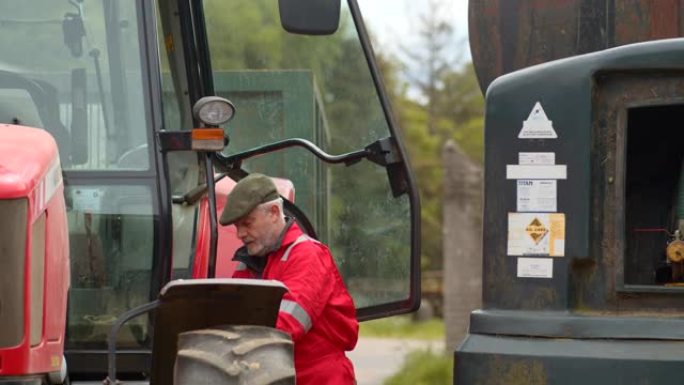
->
xmin=278 ymin=0 xmax=340 ymax=35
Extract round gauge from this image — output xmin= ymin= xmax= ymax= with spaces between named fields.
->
xmin=666 ymin=240 xmax=684 ymax=263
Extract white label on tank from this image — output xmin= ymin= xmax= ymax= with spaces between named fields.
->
xmin=508 ymin=213 xmax=565 ymax=256
xmin=518 ymin=102 xmax=558 ymax=139
xmin=517 ymin=180 xmax=557 ymax=212
xmin=519 ymin=152 xmax=555 ymax=165
xmin=517 ymin=257 xmax=553 ymax=278
xmin=507 ymin=165 xmax=567 ymax=180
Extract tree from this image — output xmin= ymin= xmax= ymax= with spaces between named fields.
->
xmin=437 ymin=64 xmax=483 ymax=130
xmin=401 ymin=0 xmax=456 ymax=137
xmin=438 ymin=64 xmax=485 ymax=163
xmin=369 ymin=3 xmax=485 ymax=273
xmin=373 ymin=49 xmax=444 ymax=270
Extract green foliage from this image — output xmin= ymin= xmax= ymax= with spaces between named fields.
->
xmin=204 ymin=0 xmax=344 ymax=79
xmin=453 ymin=116 xmax=485 ymax=164
xmin=383 ymin=350 xmax=453 ymax=385
xmin=360 ymin=315 xmax=444 ymax=340
xmin=437 ymin=64 xmax=485 ymax=125
xmin=396 ymin=99 xmax=445 ymax=267
xmin=375 ymin=61 xmax=484 ymax=270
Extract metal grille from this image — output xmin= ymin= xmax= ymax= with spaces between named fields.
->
xmin=0 ymin=198 xmax=27 ymax=348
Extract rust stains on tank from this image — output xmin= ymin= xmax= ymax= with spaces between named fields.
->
xmin=469 ymin=0 xmax=684 ymax=92
xmin=482 ymin=357 xmax=549 ymax=385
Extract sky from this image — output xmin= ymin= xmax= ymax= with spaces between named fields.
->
xmin=356 ymin=0 xmax=470 ymax=62
xmin=354 ymin=0 xmax=470 ymax=100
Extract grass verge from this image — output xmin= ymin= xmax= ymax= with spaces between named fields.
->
xmin=359 ymin=315 xmax=444 ymax=340
xmin=383 ymin=350 xmax=452 ymax=385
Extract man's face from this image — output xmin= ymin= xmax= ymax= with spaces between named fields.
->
xmin=234 ymin=205 xmax=278 ymax=256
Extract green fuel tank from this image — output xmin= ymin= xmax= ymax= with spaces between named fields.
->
xmin=458 ymin=1 xmax=684 ymax=384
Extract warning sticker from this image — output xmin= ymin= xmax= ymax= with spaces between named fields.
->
xmin=518 ymin=102 xmax=557 ymax=139
xmin=508 ymin=213 xmax=565 ymax=256
xmin=517 ymin=180 xmax=557 ymax=212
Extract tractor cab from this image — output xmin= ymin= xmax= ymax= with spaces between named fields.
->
xmin=0 ymin=0 xmax=420 ymax=383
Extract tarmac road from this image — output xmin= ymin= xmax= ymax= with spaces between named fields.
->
xmin=347 ymin=337 xmax=444 ymax=385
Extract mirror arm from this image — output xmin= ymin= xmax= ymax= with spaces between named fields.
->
xmin=364 ymin=137 xmax=402 ymax=167
xmin=216 ymin=136 xmax=410 ymax=197
xmin=214 ymin=138 xmax=369 ymax=169
xmin=364 ymin=137 xmax=409 ymax=198
xmin=172 ymin=136 xmax=408 ymax=205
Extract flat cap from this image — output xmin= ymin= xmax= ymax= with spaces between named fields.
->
xmin=220 ymin=173 xmax=279 ymax=225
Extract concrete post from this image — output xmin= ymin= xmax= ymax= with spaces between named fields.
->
xmin=442 ymin=140 xmax=483 ymax=351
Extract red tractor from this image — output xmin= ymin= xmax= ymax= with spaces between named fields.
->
xmin=0 ymin=0 xmax=421 ymax=384
xmin=0 ymin=127 xmax=69 ymax=384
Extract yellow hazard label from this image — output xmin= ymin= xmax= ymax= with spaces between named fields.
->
xmin=51 ymin=355 xmax=60 ymax=368
xmin=525 ymin=217 xmax=548 ymax=244
xmin=508 ymin=213 xmax=565 ymax=257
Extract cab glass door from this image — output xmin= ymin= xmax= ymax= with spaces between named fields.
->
xmin=201 ymin=0 xmax=420 ymax=318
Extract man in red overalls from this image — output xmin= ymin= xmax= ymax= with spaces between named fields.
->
xmin=219 ymin=173 xmax=358 ymax=384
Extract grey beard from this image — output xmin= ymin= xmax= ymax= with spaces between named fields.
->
xmin=254 ymin=238 xmax=279 ymax=256
xmin=253 ymin=218 xmax=293 ymax=257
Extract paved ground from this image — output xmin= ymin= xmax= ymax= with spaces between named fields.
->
xmin=348 ymin=337 xmax=444 ymax=385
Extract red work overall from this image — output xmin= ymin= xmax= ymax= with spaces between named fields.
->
xmin=233 ymin=222 xmax=358 ymax=384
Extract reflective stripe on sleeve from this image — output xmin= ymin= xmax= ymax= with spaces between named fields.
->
xmin=281 ymin=234 xmax=319 ymax=261
xmin=235 ymin=262 xmax=247 ymax=271
xmin=280 ymin=299 xmax=312 ymax=332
